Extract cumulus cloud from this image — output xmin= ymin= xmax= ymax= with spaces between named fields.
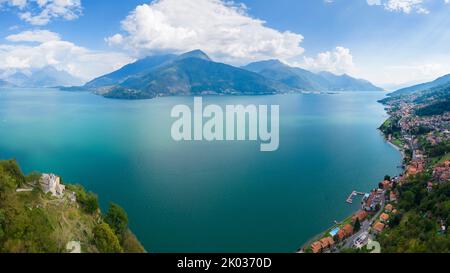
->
xmin=0 ymin=0 xmax=82 ymax=25
xmin=291 ymin=46 xmax=356 ymax=75
xmin=6 ymin=29 xmax=60 ymax=43
xmin=366 ymin=0 xmax=430 ymax=14
xmin=0 ymin=30 xmax=133 ymax=81
xmin=106 ymin=0 xmax=305 ymax=65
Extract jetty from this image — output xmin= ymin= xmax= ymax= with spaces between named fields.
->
xmin=346 ymin=191 xmax=366 ymax=204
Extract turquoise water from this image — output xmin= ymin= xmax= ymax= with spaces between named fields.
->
xmin=0 ymin=88 xmax=402 ymax=253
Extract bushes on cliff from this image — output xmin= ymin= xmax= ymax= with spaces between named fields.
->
xmin=105 ymin=202 xmax=128 ymax=240
xmin=0 ymin=160 xmax=25 ymax=190
xmin=92 ymin=223 xmax=123 ymax=253
xmin=67 ymin=184 xmax=99 ymax=214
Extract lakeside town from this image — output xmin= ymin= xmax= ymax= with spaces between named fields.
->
xmin=299 ymin=88 xmax=450 ymax=253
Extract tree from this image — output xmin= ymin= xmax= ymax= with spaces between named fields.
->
xmin=0 ymin=159 xmax=25 ymax=187
xmin=0 ymin=209 xmax=5 ymax=240
xmin=354 ymin=218 xmax=361 ymax=232
xmin=375 ymin=204 xmax=381 ymax=212
xmin=93 ymin=223 xmax=123 ymax=253
xmin=80 ymin=192 xmax=99 ymax=214
xmin=384 ymin=175 xmax=391 ymax=181
xmin=69 ymin=184 xmax=99 ymax=214
xmin=105 ymin=202 xmax=128 ymax=239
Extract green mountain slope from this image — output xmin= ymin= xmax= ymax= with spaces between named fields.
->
xmin=0 ymin=159 xmax=145 ymax=253
xmin=98 ymin=51 xmax=288 ymax=99
xmin=243 ymin=60 xmax=383 ymax=91
xmin=389 ymin=74 xmax=450 ymax=97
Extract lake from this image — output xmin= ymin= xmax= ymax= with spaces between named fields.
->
xmin=0 ymin=88 xmax=402 ymax=253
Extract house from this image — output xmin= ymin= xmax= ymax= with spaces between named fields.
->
xmin=380 ymin=213 xmax=390 ymax=223
xmin=337 ymin=229 xmax=347 ymax=241
xmin=40 ymin=174 xmax=65 ymax=197
xmin=319 ymin=237 xmax=335 ymax=250
xmin=385 ymin=204 xmax=393 ymax=213
xmin=433 ymin=163 xmax=450 ymax=183
xmin=336 ymin=224 xmax=353 ymax=241
xmin=352 ymin=210 xmax=368 ymax=223
xmin=363 ymin=190 xmax=382 ymax=212
xmin=311 ymin=241 xmax=322 ymax=253
xmin=406 ymin=160 xmax=425 ymax=177
xmin=353 ymin=232 xmax=369 ymax=249
xmin=381 ymin=180 xmax=392 ymax=190
xmin=373 ymin=222 xmax=385 ymax=233
xmin=389 ymin=191 xmax=397 ymax=202
xmin=342 ymin=224 xmax=354 ymax=237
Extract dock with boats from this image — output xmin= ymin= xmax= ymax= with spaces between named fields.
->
xmin=346 ymin=191 xmax=366 ymax=204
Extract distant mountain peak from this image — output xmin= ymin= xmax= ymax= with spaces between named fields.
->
xmin=177 ymin=49 xmax=211 ymax=61
xmin=2 ymin=66 xmax=83 ymax=88
xmin=243 ymin=61 xmax=383 ymax=92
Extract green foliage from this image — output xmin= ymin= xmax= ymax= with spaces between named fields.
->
xmin=416 ymin=100 xmax=450 ymax=117
xmin=105 ymin=202 xmax=128 ymax=240
xmin=121 ymin=229 xmax=146 ymax=253
xmin=0 ymin=159 xmax=144 ymax=253
xmin=378 ymin=174 xmax=450 ymax=253
xmin=379 ymin=117 xmax=401 ymax=136
xmin=341 ymin=247 xmax=371 ymax=253
xmin=0 ymin=159 xmax=25 ymax=188
xmin=92 ymin=223 xmax=123 ymax=253
xmin=67 ymin=184 xmax=99 ymax=214
xmin=0 ymin=205 xmax=58 ymax=253
xmin=25 ymin=171 xmax=42 ymax=184
xmin=0 ymin=209 xmax=5 ymax=240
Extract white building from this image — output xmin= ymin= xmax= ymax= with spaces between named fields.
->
xmin=40 ymin=173 xmax=65 ymax=197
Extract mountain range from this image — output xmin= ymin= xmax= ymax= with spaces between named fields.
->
xmin=0 ymin=67 xmax=83 ymax=88
xmin=79 ymin=50 xmax=383 ymax=99
xmin=388 ymin=74 xmax=450 ymax=97
xmin=242 ymin=60 xmax=383 ymax=92
xmin=0 ymin=79 xmax=15 ymax=88
xmin=381 ymin=72 xmax=450 ymax=113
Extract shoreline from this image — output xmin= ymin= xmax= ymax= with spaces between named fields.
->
xmin=298 ymin=100 xmax=406 ymax=253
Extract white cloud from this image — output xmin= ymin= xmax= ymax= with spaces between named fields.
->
xmin=6 ymin=29 xmax=60 ymax=43
xmin=0 ymin=30 xmax=133 ymax=81
xmin=358 ymin=61 xmax=450 ymax=90
xmin=366 ymin=0 xmax=434 ymax=14
xmin=0 ymin=0 xmax=82 ymax=25
xmin=366 ymin=0 xmax=429 ymax=14
xmin=291 ymin=46 xmax=356 ymax=75
xmin=106 ymin=0 xmax=305 ymax=65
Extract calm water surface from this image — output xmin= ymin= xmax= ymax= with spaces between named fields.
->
xmin=0 ymin=88 xmax=401 ymax=252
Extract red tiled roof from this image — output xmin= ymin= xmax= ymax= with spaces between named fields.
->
xmin=337 ymin=229 xmax=346 ymax=240
xmin=311 ymin=241 xmax=322 ymax=253
xmin=380 ymin=213 xmax=390 ymax=222
xmin=343 ymin=224 xmax=353 ymax=236
xmin=320 ymin=237 xmax=335 ymax=249
xmin=353 ymin=210 xmax=368 ymax=222
xmin=385 ymin=204 xmax=393 ymax=212
xmin=373 ymin=222 xmax=385 ymax=233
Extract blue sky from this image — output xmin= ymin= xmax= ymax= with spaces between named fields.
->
xmin=1 ymin=0 xmax=450 ymax=89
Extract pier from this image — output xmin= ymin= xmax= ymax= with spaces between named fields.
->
xmin=346 ymin=191 xmax=366 ymax=204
